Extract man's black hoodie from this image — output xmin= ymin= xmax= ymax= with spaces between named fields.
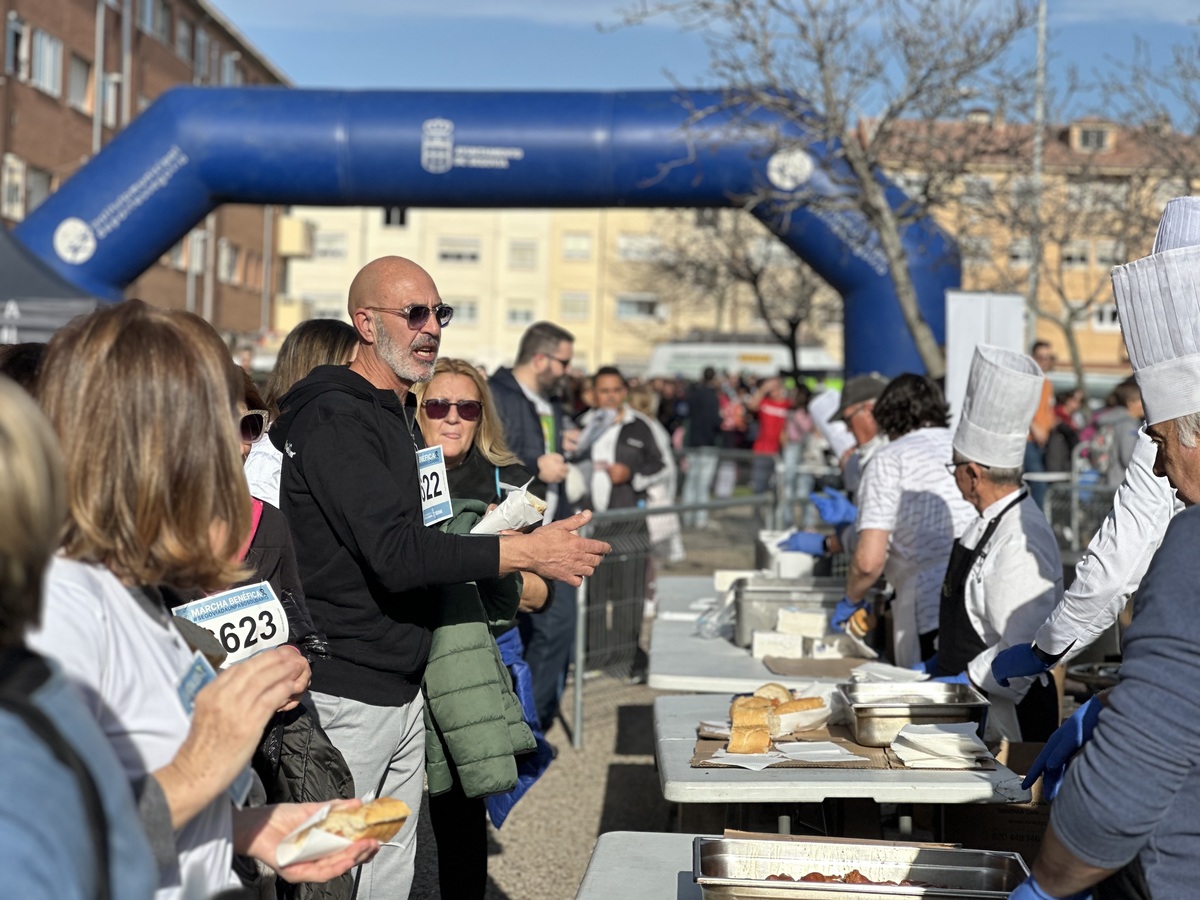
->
xmin=271 ymin=364 xmax=500 ymax=706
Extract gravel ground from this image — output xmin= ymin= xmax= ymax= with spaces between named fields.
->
xmin=407 ymin=513 xmax=762 ymax=899
xmin=409 ymin=677 xmax=670 ymax=900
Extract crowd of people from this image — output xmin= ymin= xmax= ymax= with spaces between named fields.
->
xmin=8 ymin=198 xmax=1200 ymax=900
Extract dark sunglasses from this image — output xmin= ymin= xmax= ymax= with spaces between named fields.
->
xmin=422 ymin=399 xmax=483 ymax=421
xmin=366 ymin=304 xmax=454 ymax=329
xmin=240 ymin=410 xmax=269 ymax=443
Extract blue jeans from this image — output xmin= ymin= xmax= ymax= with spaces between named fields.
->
xmin=518 ymin=580 xmax=577 ymax=731
xmin=780 ymin=442 xmax=816 ymax=529
xmin=681 ymin=447 xmax=719 ymax=527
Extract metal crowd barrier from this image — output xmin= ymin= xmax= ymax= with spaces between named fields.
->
xmin=1043 ymin=477 xmax=1119 ymax=553
xmin=569 ymin=495 xmax=773 ymax=749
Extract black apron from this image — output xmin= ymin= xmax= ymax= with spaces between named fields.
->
xmin=935 ymin=490 xmax=1058 ymax=742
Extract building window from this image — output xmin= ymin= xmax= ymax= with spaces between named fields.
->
xmin=154 ymin=0 xmax=171 ymax=43
xmin=102 ymin=73 xmax=120 ymax=128
xmin=562 ymin=231 xmax=592 ymax=261
xmin=616 ymin=233 xmax=661 ymax=262
xmin=1011 ymin=177 xmax=1037 ymax=209
xmin=67 ymin=55 xmax=91 ymax=113
xmin=616 ymin=293 xmax=661 ymax=321
xmin=438 ymin=237 xmax=481 ymax=264
xmin=138 ymin=0 xmax=154 ymax=32
xmin=217 ymin=239 xmax=239 ymax=284
xmin=314 ymin=231 xmax=347 ymax=260
xmin=1062 ymin=240 xmax=1090 ymax=268
xmin=194 ymin=29 xmax=210 ymax=80
xmin=188 ymin=230 xmax=206 ymax=274
xmin=960 ymin=175 xmax=995 ymax=207
xmin=175 ymin=18 xmax=192 ymax=62
xmin=383 ymin=206 xmax=407 ymax=227
xmin=30 ymin=29 xmax=63 ymax=97
xmin=1091 ymin=302 xmax=1121 ymax=332
xmin=508 ymin=240 xmax=537 ymax=270
xmin=1094 ymin=239 xmax=1125 ymax=268
xmin=1077 ymin=127 xmax=1110 ymax=153
xmin=220 ymin=52 xmax=243 ymax=86
xmin=506 ymin=303 xmax=535 ymax=327
xmin=1005 ymin=237 xmax=1032 ymax=267
xmin=5 ymin=17 xmax=28 ymax=81
xmin=959 ymin=235 xmax=991 ymax=264
xmin=2 ymin=154 xmax=26 ymax=221
xmin=25 ymin=166 xmax=51 ymax=214
xmin=447 ymin=298 xmax=478 ymax=324
xmin=560 ymin=291 xmax=589 ymax=320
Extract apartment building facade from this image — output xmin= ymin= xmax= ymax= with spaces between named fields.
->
xmin=1 ymin=0 xmax=287 ymax=334
xmin=282 ymin=206 xmax=806 ymax=375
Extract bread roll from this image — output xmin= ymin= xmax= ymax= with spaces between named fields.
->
xmin=847 ymin=607 xmax=876 ymax=639
xmin=307 ymin=798 xmax=412 ymax=843
xmin=729 ymin=696 xmax=774 ymax=718
xmin=727 ymin=726 xmax=771 ymax=754
xmin=776 ymin=697 xmax=826 ymax=714
xmin=754 ymin=682 xmax=793 ymax=705
xmin=731 ymin=706 xmax=770 ymax=727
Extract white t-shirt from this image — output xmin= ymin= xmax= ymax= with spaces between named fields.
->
xmin=856 ymin=427 xmax=976 ymax=635
xmin=244 ymin=437 xmax=284 ymax=507
xmin=26 ymin=557 xmax=239 ymax=900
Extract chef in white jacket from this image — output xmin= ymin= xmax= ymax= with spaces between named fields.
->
xmin=923 ymin=344 xmax=1063 ymax=742
xmin=991 ymin=202 xmax=1198 ymax=688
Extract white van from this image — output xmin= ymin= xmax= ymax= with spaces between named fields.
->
xmin=645 ymin=341 xmax=839 ymax=379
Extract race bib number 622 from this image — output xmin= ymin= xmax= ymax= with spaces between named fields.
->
xmin=173 ymin=581 xmax=289 ymax=666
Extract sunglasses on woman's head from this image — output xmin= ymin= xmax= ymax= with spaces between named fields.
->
xmin=240 ymin=410 xmax=269 ymax=443
xmin=422 ymin=399 xmax=483 ymax=421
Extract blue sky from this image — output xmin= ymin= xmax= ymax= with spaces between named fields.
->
xmin=210 ymin=0 xmax=1199 ymax=110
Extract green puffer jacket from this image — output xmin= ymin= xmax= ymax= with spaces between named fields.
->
xmin=423 ymin=500 xmax=535 ymax=797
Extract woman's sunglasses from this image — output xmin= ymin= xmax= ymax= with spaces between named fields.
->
xmin=422 ymin=399 xmax=483 ymax=422
xmin=240 ymin=410 xmax=270 ymax=443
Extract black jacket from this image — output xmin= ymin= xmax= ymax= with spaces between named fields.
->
xmin=684 ymin=382 xmax=721 ymax=448
xmin=489 ymin=366 xmax=572 ymax=522
xmin=271 ymin=365 xmax=500 ymax=707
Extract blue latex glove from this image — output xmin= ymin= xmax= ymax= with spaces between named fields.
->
xmin=910 ymin=654 xmax=938 ymax=675
xmin=811 ymin=488 xmax=858 ymax=527
xmin=992 ymin=642 xmax=1050 ymax=687
xmin=1023 ymin=696 xmax=1103 ymax=799
xmin=776 ymin=531 xmax=826 ymax=555
xmin=1008 ymin=874 xmax=1092 ymax=900
xmin=830 ymin=596 xmax=868 ymax=633
xmin=932 ymin=671 xmax=970 ymax=685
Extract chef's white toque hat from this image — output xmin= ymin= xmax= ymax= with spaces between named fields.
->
xmin=1112 ymin=196 xmax=1200 ymax=425
xmin=952 ymin=344 xmax=1045 ymax=469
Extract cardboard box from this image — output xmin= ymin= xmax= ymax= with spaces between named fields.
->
xmin=940 ymin=741 xmax=1049 ymax=865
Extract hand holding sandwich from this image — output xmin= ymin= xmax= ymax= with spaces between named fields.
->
xmin=234 ymin=800 xmax=383 ymax=882
xmin=499 ymin=509 xmax=611 ymax=586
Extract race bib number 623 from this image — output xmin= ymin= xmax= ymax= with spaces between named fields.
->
xmin=173 ymin=581 xmax=289 ymax=666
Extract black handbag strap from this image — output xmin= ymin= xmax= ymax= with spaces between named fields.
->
xmin=0 ymin=650 xmax=111 ymax=900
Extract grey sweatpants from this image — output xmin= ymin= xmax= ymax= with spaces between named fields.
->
xmin=309 ymin=691 xmax=426 ymax=900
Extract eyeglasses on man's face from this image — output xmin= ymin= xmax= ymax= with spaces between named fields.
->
xmin=543 ymin=353 xmax=572 ymax=369
xmin=944 ymin=460 xmax=990 ymax=476
xmin=422 ymin=399 xmax=483 ymax=421
xmin=366 ymin=304 xmax=454 ymax=329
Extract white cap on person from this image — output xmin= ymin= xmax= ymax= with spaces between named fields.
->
xmin=1112 ymin=196 xmax=1200 ymax=426
xmin=952 ymin=344 xmax=1045 ymax=469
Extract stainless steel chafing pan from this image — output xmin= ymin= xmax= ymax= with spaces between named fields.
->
xmin=693 ymin=836 xmax=1028 ymax=898
xmin=837 ymin=682 xmax=989 ymax=748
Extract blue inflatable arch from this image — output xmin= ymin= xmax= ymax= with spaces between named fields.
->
xmin=13 ymin=87 xmax=959 ymax=376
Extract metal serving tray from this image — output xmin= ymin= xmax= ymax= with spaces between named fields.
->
xmin=837 ymin=683 xmax=989 ymax=748
xmin=693 ymin=837 xmax=1028 ymax=899
xmin=733 ymin=578 xmax=851 ymax=648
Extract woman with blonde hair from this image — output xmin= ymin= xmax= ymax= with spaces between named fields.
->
xmin=414 ymin=358 xmax=553 ymax=900
xmin=0 ymin=376 xmax=157 ymax=898
xmin=246 ymin=318 xmax=359 ymax=507
xmin=28 ymin=300 xmax=377 ymax=900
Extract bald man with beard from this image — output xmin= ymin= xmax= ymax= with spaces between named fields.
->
xmin=270 ymin=257 xmax=609 ymax=899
